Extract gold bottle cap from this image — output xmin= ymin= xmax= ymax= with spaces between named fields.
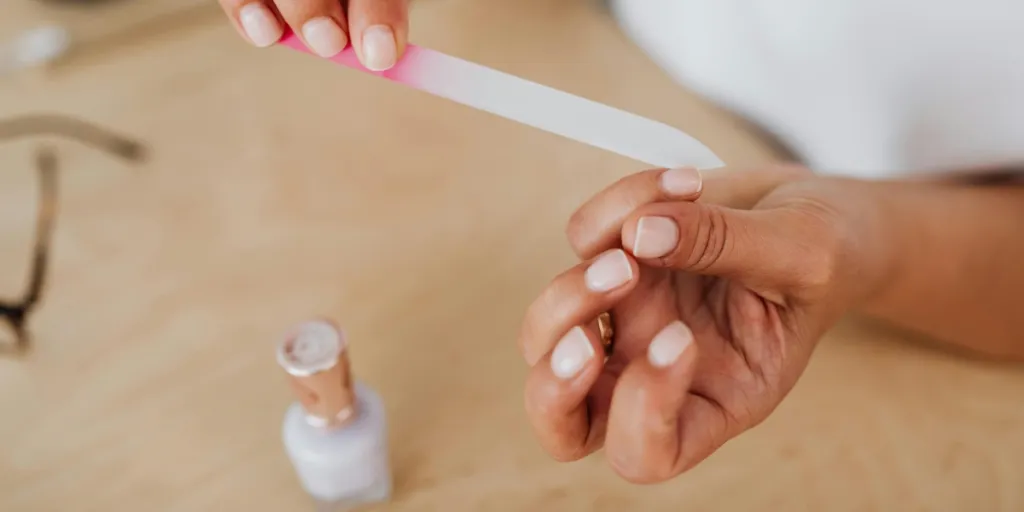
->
xmin=276 ymin=319 xmax=357 ymax=429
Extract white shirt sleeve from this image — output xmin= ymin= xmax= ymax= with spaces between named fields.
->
xmin=610 ymin=0 xmax=1024 ymax=180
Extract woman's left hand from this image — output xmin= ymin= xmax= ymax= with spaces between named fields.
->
xmin=519 ymin=165 xmax=890 ymax=483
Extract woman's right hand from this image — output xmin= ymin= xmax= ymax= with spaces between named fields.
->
xmin=517 ymin=166 xmax=890 ymax=482
xmin=217 ymin=0 xmax=410 ymax=70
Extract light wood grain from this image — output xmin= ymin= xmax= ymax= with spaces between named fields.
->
xmin=1 ymin=1 xmax=1023 ymax=511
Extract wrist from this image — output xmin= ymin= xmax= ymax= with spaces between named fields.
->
xmin=795 ymin=177 xmax=901 ymax=310
xmin=838 ymin=181 xmax=903 ymax=308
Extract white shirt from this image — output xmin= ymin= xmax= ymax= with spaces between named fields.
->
xmin=610 ymin=0 xmax=1024 ymax=179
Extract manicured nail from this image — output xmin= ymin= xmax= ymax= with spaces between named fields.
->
xmin=362 ymin=25 xmax=397 ymax=71
xmin=239 ymin=3 xmax=283 ymax=47
xmin=660 ymin=167 xmax=702 ymax=196
xmin=302 ymin=17 xmax=348 ymax=57
xmin=551 ymin=327 xmax=594 ymax=379
xmin=633 ymin=216 xmax=679 ymax=259
xmin=585 ymin=249 xmax=633 ymax=292
xmin=648 ymin=321 xmax=693 ymax=368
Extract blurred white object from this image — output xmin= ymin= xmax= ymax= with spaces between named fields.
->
xmin=0 ymin=25 xmax=71 ymax=75
xmin=611 ymin=0 xmax=1024 ymax=179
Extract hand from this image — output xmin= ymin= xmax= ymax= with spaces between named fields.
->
xmin=218 ymin=0 xmax=409 ymax=69
xmin=519 ymin=165 xmax=890 ymax=483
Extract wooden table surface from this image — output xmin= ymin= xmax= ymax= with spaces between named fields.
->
xmin=2 ymin=1 xmax=1023 ymax=510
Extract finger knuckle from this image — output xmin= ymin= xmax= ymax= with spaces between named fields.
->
xmin=523 ymin=381 xmax=557 ymax=417
xmin=536 ymin=274 xmax=584 ymax=322
xmin=565 ymin=208 xmax=592 ymax=252
xmin=529 ymin=419 xmax=589 ymax=464
xmin=550 ymin=445 xmax=587 ymax=463
xmin=606 ymin=438 xmax=679 ymax=484
xmin=518 ymin=305 xmax=540 ymax=353
xmin=680 ymin=206 xmax=729 ymax=271
xmin=518 ymin=307 xmax=548 ymax=363
xmin=791 ymin=205 xmax=850 ymax=292
xmin=772 ymin=163 xmax=815 ymax=180
xmin=520 ymin=271 xmax=585 ymax=362
xmin=609 ymin=459 xmax=675 ymax=484
xmin=799 ymin=244 xmax=839 ymax=291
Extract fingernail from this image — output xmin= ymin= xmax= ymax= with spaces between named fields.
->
xmin=585 ymin=249 xmax=634 ymax=292
xmin=302 ymin=17 xmax=348 ymax=57
xmin=362 ymin=25 xmax=397 ymax=71
xmin=633 ymin=216 xmax=679 ymax=259
xmin=659 ymin=167 xmax=703 ymax=196
xmin=551 ymin=327 xmax=595 ymax=379
xmin=239 ymin=3 xmax=283 ymax=47
xmin=648 ymin=321 xmax=693 ymax=368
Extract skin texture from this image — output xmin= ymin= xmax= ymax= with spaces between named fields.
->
xmin=519 ymin=165 xmax=1024 ymax=483
xmin=218 ymin=0 xmax=409 ymax=69
xmin=852 ymin=175 xmax=1024 ymax=359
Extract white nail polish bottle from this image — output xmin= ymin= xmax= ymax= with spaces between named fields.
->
xmin=277 ymin=320 xmax=392 ymax=510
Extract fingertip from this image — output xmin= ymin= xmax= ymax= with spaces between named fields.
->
xmin=620 ymin=201 xmax=706 ymax=266
xmin=658 ymin=167 xmax=703 ymax=199
xmin=565 ymin=207 xmax=600 ymax=258
xmin=301 ymin=16 xmax=349 ymax=57
xmin=620 ymin=222 xmax=637 ymax=258
xmin=647 ymin=320 xmax=696 ymax=369
xmin=629 ymin=215 xmax=681 ymax=261
xmin=524 ymin=325 xmax=606 ymax=461
xmin=237 ymin=2 xmax=283 ymax=47
xmin=608 ymin=455 xmax=674 ymax=485
xmin=583 ymin=248 xmax=640 ymax=294
xmin=549 ymin=326 xmax=598 ymax=380
xmin=564 ymin=168 xmax=682 ymax=260
xmin=360 ymin=24 xmax=398 ymax=71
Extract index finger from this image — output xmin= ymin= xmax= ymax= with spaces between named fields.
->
xmin=566 ymin=167 xmax=703 ymax=260
xmin=566 ymin=165 xmax=814 ymax=261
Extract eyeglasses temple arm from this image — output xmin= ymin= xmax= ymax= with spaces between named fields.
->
xmin=0 ymin=114 xmax=146 ymax=162
xmin=19 ymin=148 xmax=58 ymax=310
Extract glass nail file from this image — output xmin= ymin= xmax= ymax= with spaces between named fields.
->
xmin=278 ymin=33 xmax=724 ymax=171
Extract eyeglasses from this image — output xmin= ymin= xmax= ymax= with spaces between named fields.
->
xmin=0 ymin=114 xmax=145 ymax=355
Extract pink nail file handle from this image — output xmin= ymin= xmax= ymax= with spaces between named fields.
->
xmin=278 ymin=33 xmax=724 ymax=170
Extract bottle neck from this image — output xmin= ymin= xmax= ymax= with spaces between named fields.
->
xmin=303 ymin=401 xmax=358 ymax=430
xmin=285 ymin=353 xmax=358 ymax=429
xmin=277 ymin=320 xmax=359 ymax=430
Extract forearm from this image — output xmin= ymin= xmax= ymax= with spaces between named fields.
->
xmin=857 ymin=176 xmax=1024 ymax=359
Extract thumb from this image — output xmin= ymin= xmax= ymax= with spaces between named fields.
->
xmin=620 ymin=200 xmax=838 ymax=297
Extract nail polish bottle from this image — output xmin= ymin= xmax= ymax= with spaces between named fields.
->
xmin=277 ymin=320 xmax=392 ymax=510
